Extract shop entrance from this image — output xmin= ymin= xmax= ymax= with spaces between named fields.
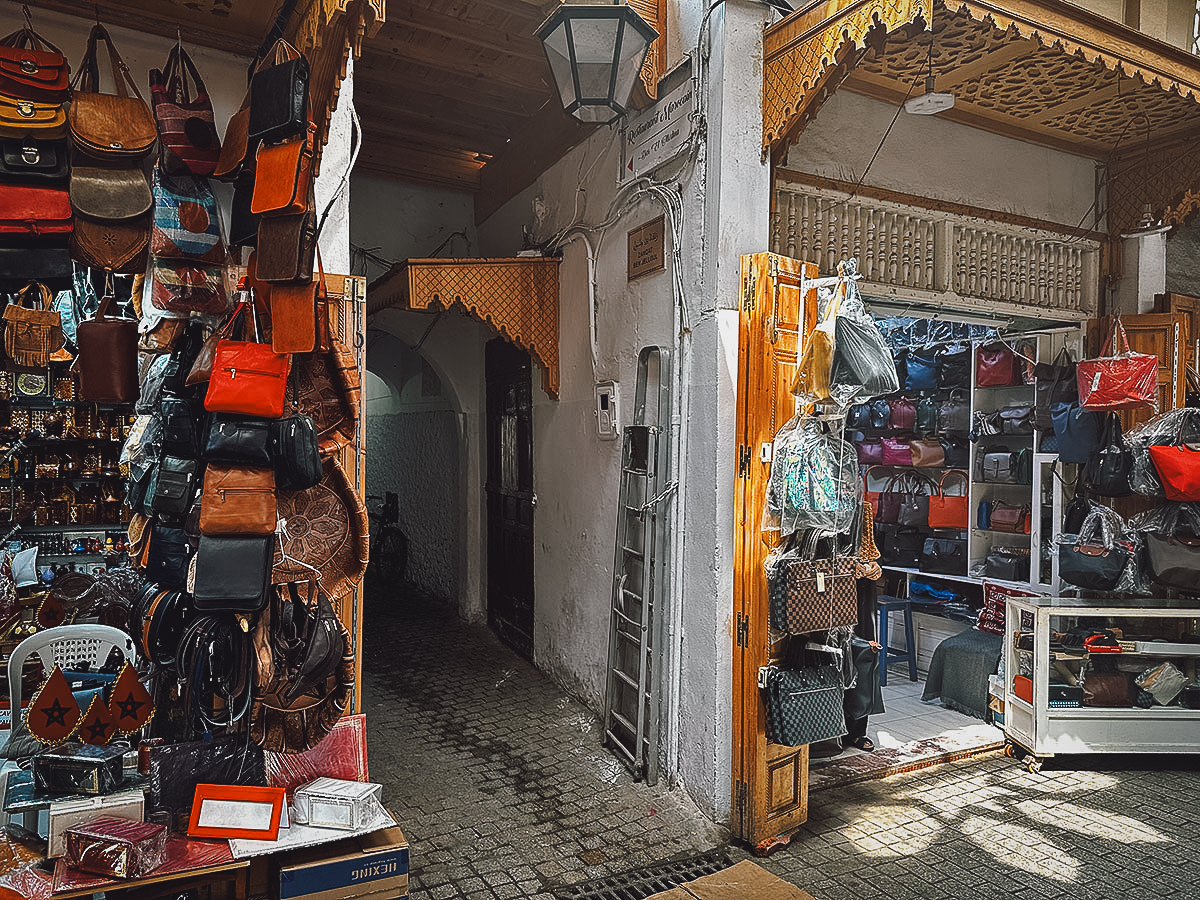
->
xmin=485 ymin=338 xmax=536 ymax=660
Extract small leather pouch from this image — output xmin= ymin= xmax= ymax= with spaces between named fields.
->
xmin=192 ymin=533 xmax=275 ymax=612
xmin=150 ymin=456 xmax=197 ymax=518
xmin=0 ymin=136 xmax=68 ymax=181
xmin=146 ymin=523 xmax=192 ymax=588
xmin=160 ymin=396 xmax=206 ymax=459
xmin=269 ymin=414 xmax=322 ymax=491
xmin=255 ymin=201 xmax=315 ymax=283
xmin=205 ymin=414 xmax=272 ymax=466
xmin=69 ymin=166 xmax=152 ymax=221
xmin=199 ymin=464 xmax=276 ymax=535
xmin=252 ymin=122 xmax=315 ymax=216
xmin=0 ymin=184 xmax=71 ymax=236
xmin=248 ymin=40 xmax=309 ymax=145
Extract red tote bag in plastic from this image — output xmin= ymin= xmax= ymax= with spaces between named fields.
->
xmin=1076 ymin=319 xmax=1158 ymax=412
xmin=1148 ymin=444 xmax=1200 ymax=501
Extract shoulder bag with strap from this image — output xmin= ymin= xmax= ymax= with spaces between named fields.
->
xmin=149 ymin=43 xmax=221 ymax=176
xmin=68 ymin=24 xmax=157 ymax=162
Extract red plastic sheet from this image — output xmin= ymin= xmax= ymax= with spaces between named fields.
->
xmin=264 ymin=713 xmax=368 ymax=800
xmin=53 ymin=835 xmax=233 ymax=893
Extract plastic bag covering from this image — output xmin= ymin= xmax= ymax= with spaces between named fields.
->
xmin=0 ymin=825 xmax=53 ymax=900
xmin=1125 ymin=408 xmax=1200 ymax=497
xmin=1127 ymin=502 xmax=1200 ymax=592
xmin=52 ymin=834 xmax=233 ymax=893
xmin=790 ymin=279 xmax=841 ymax=403
xmin=1057 ymin=503 xmax=1145 ymax=594
xmin=827 ymin=259 xmax=899 ymax=406
xmin=265 ymin=712 xmax=369 ymax=801
xmin=1076 ymin=319 xmax=1159 ymax=412
xmin=764 ymin=416 xmax=861 ymax=534
xmin=1135 ymin=661 xmax=1187 ymax=705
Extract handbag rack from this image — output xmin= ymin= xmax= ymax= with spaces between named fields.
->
xmin=602 ymin=346 xmax=673 ymax=786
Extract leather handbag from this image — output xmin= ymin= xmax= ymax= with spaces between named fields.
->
xmin=927 ymin=470 xmax=968 ymax=529
xmin=150 ymin=169 xmax=226 ymax=263
xmin=881 ymin=436 xmax=912 ymax=466
xmin=0 ymin=26 xmax=69 ymax=103
xmin=0 ymin=93 xmax=65 ymax=138
xmin=76 ymin=293 xmax=138 ymax=403
xmin=1035 ymin=347 xmax=1076 ymax=430
xmin=149 ymin=456 xmax=197 ymax=518
xmin=149 ymin=260 xmax=229 ymax=317
xmin=229 ymin=169 xmax=259 ymax=248
xmin=192 ymin=533 xmax=275 ymax=612
xmin=905 ymin=347 xmax=938 ymax=391
xmin=976 ymin=342 xmax=1019 ymax=386
xmin=1085 ymin=412 xmax=1132 ymax=497
xmin=69 ymin=166 xmax=152 ymax=222
xmin=897 ymin=491 xmax=931 ymax=528
xmin=255 ymin=202 xmax=316 ymax=284
xmin=984 ymin=547 xmax=1030 ymax=581
xmin=1145 ymin=528 xmax=1200 ymax=592
xmin=875 ymin=524 xmax=923 ymax=567
xmin=1051 ymin=402 xmax=1102 ymax=464
xmin=270 ymin=253 xmax=324 ymax=352
xmin=888 ymin=397 xmax=916 ymax=431
xmin=205 ymin=414 xmax=273 ymax=466
xmin=145 ymin=734 xmax=266 ymax=832
xmin=1147 ymin=443 xmax=1200 ymax=501
xmin=999 ymin=404 xmax=1035 ymax=435
xmin=68 ymin=25 xmax=157 ymax=162
xmin=939 ymin=434 xmax=969 ymax=468
xmin=249 ymin=40 xmax=310 ymax=145
xmin=855 ymin=438 xmax=883 ymax=465
xmin=269 ymin=414 xmax=323 ymax=491
xmin=915 ymin=396 xmax=938 ymax=436
xmin=937 ymin=391 xmax=970 ymax=433
xmin=920 ymin=537 xmax=967 ymax=575
xmin=204 ymin=301 xmax=291 ymax=419
xmin=0 ymin=184 xmax=71 ymax=236
xmin=980 ymin=449 xmax=1032 ymax=484
xmin=1058 ymin=514 xmax=1131 ymax=591
xmin=909 ymin=439 xmax=945 ymax=468
xmin=760 ymin=660 xmax=846 ymax=747
xmin=251 ymin=122 xmax=315 ymax=216
xmin=214 ymin=91 xmax=253 ymax=181
xmin=160 ymin=396 xmax=206 ymax=459
xmin=3 ymin=281 xmax=63 ymax=368
xmin=199 ymin=464 xmax=277 ymax=535
xmin=145 ymin=523 xmax=193 ymax=589
xmin=936 ymin=341 xmax=971 ymax=388
xmin=149 ymin=45 xmax=221 ymax=176
xmin=1081 ymin=671 xmax=1134 ymax=708
xmin=868 ymin=398 xmax=891 ymax=430
xmin=0 ymin=136 xmax=68 ymax=182
xmin=71 ymin=213 xmax=150 ymax=274
xmin=988 ymin=501 xmax=1031 ymax=533
xmin=846 ymin=403 xmax=871 ymax=430
xmin=1077 ymin=318 xmax=1158 ymax=411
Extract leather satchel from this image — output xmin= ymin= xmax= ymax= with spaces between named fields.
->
xmin=76 ymin=293 xmax=138 ymax=403
xmin=69 ymin=166 xmax=152 ymax=221
xmin=909 ymin=438 xmax=945 ymax=468
xmin=248 ymin=40 xmax=310 ymax=145
xmin=70 ymin=214 xmax=150 ymax=274
xmin=937 ymin=391 xmax=971 ymax=433
xmin=149 ymin=456 xmax=197 ymax=518
xmin=192 ymin=533 xmax=275 ymax=612
xmin=767 ymin=555 xmax=857 ymax=634
xmin=251 ymin=122 xmax=315 ymax=216
xmin=205 ymin=302 xmax=291 ymax=419
xmin=0 ymin=26 xmax=70 ymax=103
xmin=270 ymin=414 xmax=322 ymax=491
xmin=0 ymin=93 xmax=65 ymax=138
xmin=3 ymin=281 xmax=63 ymax=368
xmin=0 ymin=184 xmax=71 ymax=236
xmin=213 ymin=92 xmax=253 ymax=181
xmin=256 ymin=202 xmax=316 ymax=283
xmin=0 ymin=137 xmax=68 ymax=182
xmin=205 ymin=414 xmax=273 ymax=466
xmin=199 ymin=464 xmax=277 ymax=535
xmin=149 ymin=45 xmax=221 ymax=176
xmin=999 ymin=404 xmax=1035 ymax=435
xmin=988 ymin=501 xmax=1031 ymax=533
xmin=68 ymin=25 xmax=157 ymax=162
xmin=160 ymin=396 xmax=206 ymax=459
xmin=270 ymin=252 xmax=325 ymax=353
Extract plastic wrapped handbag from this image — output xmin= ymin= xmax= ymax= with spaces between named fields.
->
xmin=1130 ymin=504 xmax=1200 ymax=593
xmin=1058 ymin=506 xmax=1135 ymax=591
xmin=826 ymin=259 xmax=899 ymax=402
xmin=1077 ymin=318 xmax=1158 ymax=412
xmin=935 ymin=341 xmax=971 ymax=388
xmin=976 ymin=342 xmax=1019 ymax=387
xmin=905 ymin=347 xmax=938 ymax=391
xmin=1085 ymin=412 xmax=1133 ymax=497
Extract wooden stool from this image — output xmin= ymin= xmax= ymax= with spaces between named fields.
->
xmin=877 ymin=595 xmax=917 ymax=686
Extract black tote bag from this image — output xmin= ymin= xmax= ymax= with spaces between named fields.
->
xmin=1035 ymin=348 xmax=1077 ymax=430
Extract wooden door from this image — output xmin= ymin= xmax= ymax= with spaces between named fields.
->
xmin=1085 ymin=312 xmax=1189 ymax=434
xmin=485 ymin=338 xmax=536 ymax=660
xmin=732 ymin=252 xmax=819 ymax=852
xmin=1154 ymin=293 xmax=1200 ymax=383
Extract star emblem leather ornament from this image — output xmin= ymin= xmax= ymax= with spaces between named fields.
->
xmin=36 ymin=592 xmax=66 ymax=628
xmin=79 ymin=693 xmax=117 ymax=745
xmin=109 ymin=662 xmax=153 ymax=733
xmin=27 ymin=665 xmax=80 ymax=744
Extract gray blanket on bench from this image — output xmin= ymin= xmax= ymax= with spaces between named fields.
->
xmin=921 ymin=627 xmax=1003 ymax=720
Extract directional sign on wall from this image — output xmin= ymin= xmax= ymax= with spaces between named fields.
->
xmin=621 ymin=71 xmax=695 ymax=182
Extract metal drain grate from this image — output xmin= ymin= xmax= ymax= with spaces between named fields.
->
xmin=555 ymin=848 xmax=733 ymax=900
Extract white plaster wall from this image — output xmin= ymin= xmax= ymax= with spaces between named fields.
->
xmin=784 ymin=90 xmax=1097 ymax=228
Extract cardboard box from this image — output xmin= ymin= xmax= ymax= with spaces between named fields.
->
xmin=47 ymin=790 xmax=145 ymax=858
xmin=276 ymin=824 xmax=408 ymax=900
xmin=646 ymin=861 xmax=820 ymax=900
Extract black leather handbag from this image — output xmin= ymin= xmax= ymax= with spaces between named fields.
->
xmin=270 ymin=413 xmax=322 ymax=490
xmin=192 ymin=533 xmax=275 ymax=612
xmin=869 ymin=398 xmax=891 ymax=430
xmin=145 ymin=734 xmax=265 ymax=832
xmin=1035 ymin=347 xmax=1076 ymax=431
xmin=150 ymin=456 xmax=197 ymax=517
xmin=146 ymin=523 xmax=192 ymax=588
xmin=939 ymin=435 xmax=969 ymax=468
xmin=1058 ymin=511 xmax=1131 ymax=591
xmin=125 ymin=459 xmax=158 ymax=517
xmin=0 ymin=137 xmax=69 ymax=182
xmin=847 ymin=403 xmax=871 ymax=430
xmin=937 ymin=391 xmax=970 ymax=433
xmin=999 ymin=404 xmax=1035 ymax=435
xmin=920 ymin=537 xmax=968 ymax=576
xmin=228 ymin=169 xmax=259 ymax=248
xmin=205 ymin=414 xmax=272 ymax=466
xmin=1085 ymin=412 xmax=1133 ymax=497
xmin=160 ymin=396 xmax=205 ymax=459
xmin=915 ymin=396 xmax=938 ymax=436
xmin=935 ymin=341 xmax=971 ymax=389
xmin=985 ymin=546 xmax=1030 ymax=581
xmin=248 ymin=40 xmax=309 ymax=145
xmin=876 ymin=524 xmax=923 ymax=568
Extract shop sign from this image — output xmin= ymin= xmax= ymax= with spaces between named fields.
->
xmin=628 ymin=216 xmax=665 ymax=281
xmin=621 ymin=77 xmax=694 ymax=180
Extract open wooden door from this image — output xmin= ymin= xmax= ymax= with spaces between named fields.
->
xmin=1086 ymin=312 xmax=1189 ymax=434
xmin=732 ymin=252 xmax=819 ymax=853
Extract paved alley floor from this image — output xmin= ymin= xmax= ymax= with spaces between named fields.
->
xmin=363 ymin=589 xmax=1200 ymax=900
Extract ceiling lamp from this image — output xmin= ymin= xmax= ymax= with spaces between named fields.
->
xmin=904 ymin=33 xmax=954 ymax=116
xmin=536 ymin=1 xmax=659 ymax=125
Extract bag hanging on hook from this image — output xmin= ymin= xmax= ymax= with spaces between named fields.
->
xmin=1077 ymin=318 xmax=1159 ymax=412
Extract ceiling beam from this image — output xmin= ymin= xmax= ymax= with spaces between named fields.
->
xmin=931 ymin=40 xmax=1034 ymax=93
xmin=359 ymin=41 xmax=548 ymax=95
xmin=381 ymin=6 xmax=545 ymax=62
xmin=355 ymin=61 xmax=546 ymax=115
xmin=28 ymin=0 xmax=261 ymax=56
xmin=358 ymin=139 xmax=484 ymax=192
xmin=355 ymin=109 xmax=510 ymax=157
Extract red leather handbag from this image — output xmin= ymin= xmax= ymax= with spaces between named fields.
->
xmin=881 ymin=437 xmax=912 ymax=466
xmin=0 ymin=26 xmax=70 ymax=103
xmin=204 ymin=299 xmax=291 ymax=419
xmin=1077 ymin=318 xmax=1158 ymax=411
xmin=976 ymin=342 xmax=1019 ymax=386
xmin=1148 ymin=444 xmax=1200 ymax=501
xmin=888 ymin=397 xmax=916 ymax=431
xmin=0 ymin=184 xmax=71 ymax=236
xmin=927 ymin=471 xmax=968 ymax=529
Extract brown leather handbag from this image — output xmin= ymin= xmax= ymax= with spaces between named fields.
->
xmin=3 ymin=281 xmax=63 ymax=368
xmin=988 ymin=501 xmax=1031 ymax=534
xmin=251 ymin=123 xmax=315 ymax=216
xmin=255 ymin=202 xmax=315 ymax=284
xmin=68 ymin=25 xmax=157 ymax=162
xmin=271 ymin=252 xmax=325 ymax=353
xmin=0 ymin=93 xmax=66 ymax=138
xmin=70 ymin=214 xmax=150 ymax=274
xmin=199 ymin=464 xmax=277 ymax=535
xmin=909 ymin=439 xmax=945 ymax=468
xmin=76 ymin=293 xmax=138 ymax=403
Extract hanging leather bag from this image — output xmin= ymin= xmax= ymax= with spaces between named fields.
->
xmin=199 ymin=464 xmax=277 ymax=535
xmin=927 ymin=470 xmax=968 ymax=529
xmin=149 ymin=456 xmax=197 ymax=518
xmin=888 ymin=397 xmax=916 ymax=431
xmin=1034 ymin=347 xmax=1076 ymax=430
xmin=213 ymin=91 xmax=253 ymax=181
xmin=76 ymin=293 xmax=138 ymax=403
xmin=909 ymin=438 xmax=945 ymax=468
xmin=988 ymin=501 xmax=1031 ymax=533
xmin=0 ymin=136 xmax=69 ymax=182
xmin=270 ymin=252 xmax=324 ymax=353
xmin=68 ymin=25 xmax=157 ymax=162
xmin=937 ymin=390 xmax=971 ymax=433
xmin=904 ymin=347 xmax=938 ymax=391
xmin=251 ymin=122 xmax=315 ymax=216
xmin=205 ymin=415 xmax=273 ymax=466
xmin=150 ymin=169 xmax=226 ymax=263
xmin=976 ymin=341 xmax=1019 ymax=386
xmin=915 ymin=396 xmax=938 ymax=436
xmin=255 ymin=200 xmax=316 ymax=284
xmin=0 ymin=25 xmax=69 ymax=103
xmin=1144 ymin=514 xmax=1200 ymax=592
xmin=204 ymin=299 xmax=291 ymax=419
xmin=192 ymin=532 xmax=275 ymax=612
xmin=145 ymin=523 xmax=192 ymax=589
xmin=149 ymin=44 xmax=221 ymax=176
xmin=0 ymin=93 xmax=65 ymax=138
xmin=0 ymin=184 xmax=71 ymax=237
xmin=70 ymin=214 xmax=150 ymax=274
xmin=160 ymin=396 xmax=206 ymax=459
xmin=69 ymin=165 xmax=152 ymax=221
xmin=249 ymin=40 xmax=310 ymax=145
xmin=3 ymin=281 xmax=63 ymax=368
xmin=1051 ymin=402 xmax=1102 ymax=464
xmin=1085 ymin=412 xmax=1133 ymax=497
xmin=269 ymin=413 xmax=323 ymax=491
xmin=935 ymin=341 xmax=971 ymax=388
xmin=1077 ymin=318 xmax=1158 ymax=411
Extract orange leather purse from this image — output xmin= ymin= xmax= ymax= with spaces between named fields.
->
xmin=250 ymin=122 xmax=315 ymax=216
xmin=270 ymin=252 xmax=327 ymax=353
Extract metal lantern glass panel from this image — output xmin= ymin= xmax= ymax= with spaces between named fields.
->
xmin=537 ymin=3 xmax=658 ymax=124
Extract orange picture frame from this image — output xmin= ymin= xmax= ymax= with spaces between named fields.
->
xmin=187 ymin=784 xmax=287 ymax=841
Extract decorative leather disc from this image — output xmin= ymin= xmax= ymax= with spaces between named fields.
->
xmin=26 ymin=665 xmax=80 ymax=744
xmin=109 ymin=661 xmax=154 ymax=733
xmin=79 ymin=693 xmax=117 ymax=745
xmin=35 ymin=592 xmax=66 ymax=628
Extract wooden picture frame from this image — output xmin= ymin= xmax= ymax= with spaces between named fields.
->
xmin=186 ymin=784 xmax=287 ymax=841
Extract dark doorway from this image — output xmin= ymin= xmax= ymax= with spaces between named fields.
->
xmin=485 ymin=338 xmax=535 ymax=659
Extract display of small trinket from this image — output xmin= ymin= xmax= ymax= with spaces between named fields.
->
xmin=53 ymin=372 xmax=77 ymax=401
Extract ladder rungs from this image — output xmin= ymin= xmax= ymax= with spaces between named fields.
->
xmin=604 ymin=732 xmax=638 ymax=766
xmin=609 ymin=710 xmax=637 ymax=733
xmin=612 ymin=669 xmax=638 ymax=689
xmin=621 ymin=546 xmax=644 ymax=559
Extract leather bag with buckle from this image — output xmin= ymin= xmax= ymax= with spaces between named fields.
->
xmin=3 ymin=281 xmax=63 ymax=368
xmin=0 ymin=184 xmax=71 ymax=237
xmin=149 ymin=44 xmax=221 ymax=176
xmin=999 ymin=404 xmax=1035 ymax=435
xmin=988 ymin=501 xmax=1031 ymax=533
xmin=68 ymin=25 xmax=157 ymax=162
xmin=76 ymin=293 xmax=137 ymax=403
xmin=192 ymin=532 xmax=275 ymax=612
xmin=204 ymin=300 xmax=291 ymax=419
xmin=0 ymin=136 xmax=68 ymax=182
xmin=0 ymin=25 xmax=69 ymax=103
xmin=251 ymin=122 xmax=315 ymax=217
xmin=0 ymin=93 xmax=65 ymax=138
xmin=69 ymin=166 xmax=152 ymax=221
xmin=256 ymin=201 xmax=315 ymax=284
xmin=199 ymin=464 xmax=277 ymax=535
xmin=248 ymin=40 xmax=310 ymax=146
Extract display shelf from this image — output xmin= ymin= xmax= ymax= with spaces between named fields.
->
xmin=12 ymin=524 xmax=119 ymax=533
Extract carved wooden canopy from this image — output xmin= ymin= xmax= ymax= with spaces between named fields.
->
xmin=367 ymin=258 xmax=561 ymax=398
xmin=764 ymin=0 xmax=1200 ymax=237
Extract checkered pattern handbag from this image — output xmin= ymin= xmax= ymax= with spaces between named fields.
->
xmin=759 ymin=662 xmax=846 ymax=747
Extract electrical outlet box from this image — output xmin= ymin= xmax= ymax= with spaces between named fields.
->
xmin=595 ymin=382 xmax=619 ymax=440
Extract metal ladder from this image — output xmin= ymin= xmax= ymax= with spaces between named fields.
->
xmin=602 ymin=346 xmax=673 ymax=784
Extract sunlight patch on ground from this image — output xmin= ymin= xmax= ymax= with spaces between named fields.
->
xmin=1016 ymin=799 xmax=1171 ymax=844
xmin=961 ymin=814 xmax=1080 ymax=883
xmin=843 ymin=807 xmax=939 ymax=857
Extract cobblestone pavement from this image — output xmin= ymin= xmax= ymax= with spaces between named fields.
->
xmin=363 ymin=590 xmax=1200 ymax=900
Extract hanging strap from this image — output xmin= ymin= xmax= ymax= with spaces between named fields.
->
xmin=72 ymin=24 xmax=145 ymax=101
xmin=0 ymin=24 xmax=64 ymax=56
